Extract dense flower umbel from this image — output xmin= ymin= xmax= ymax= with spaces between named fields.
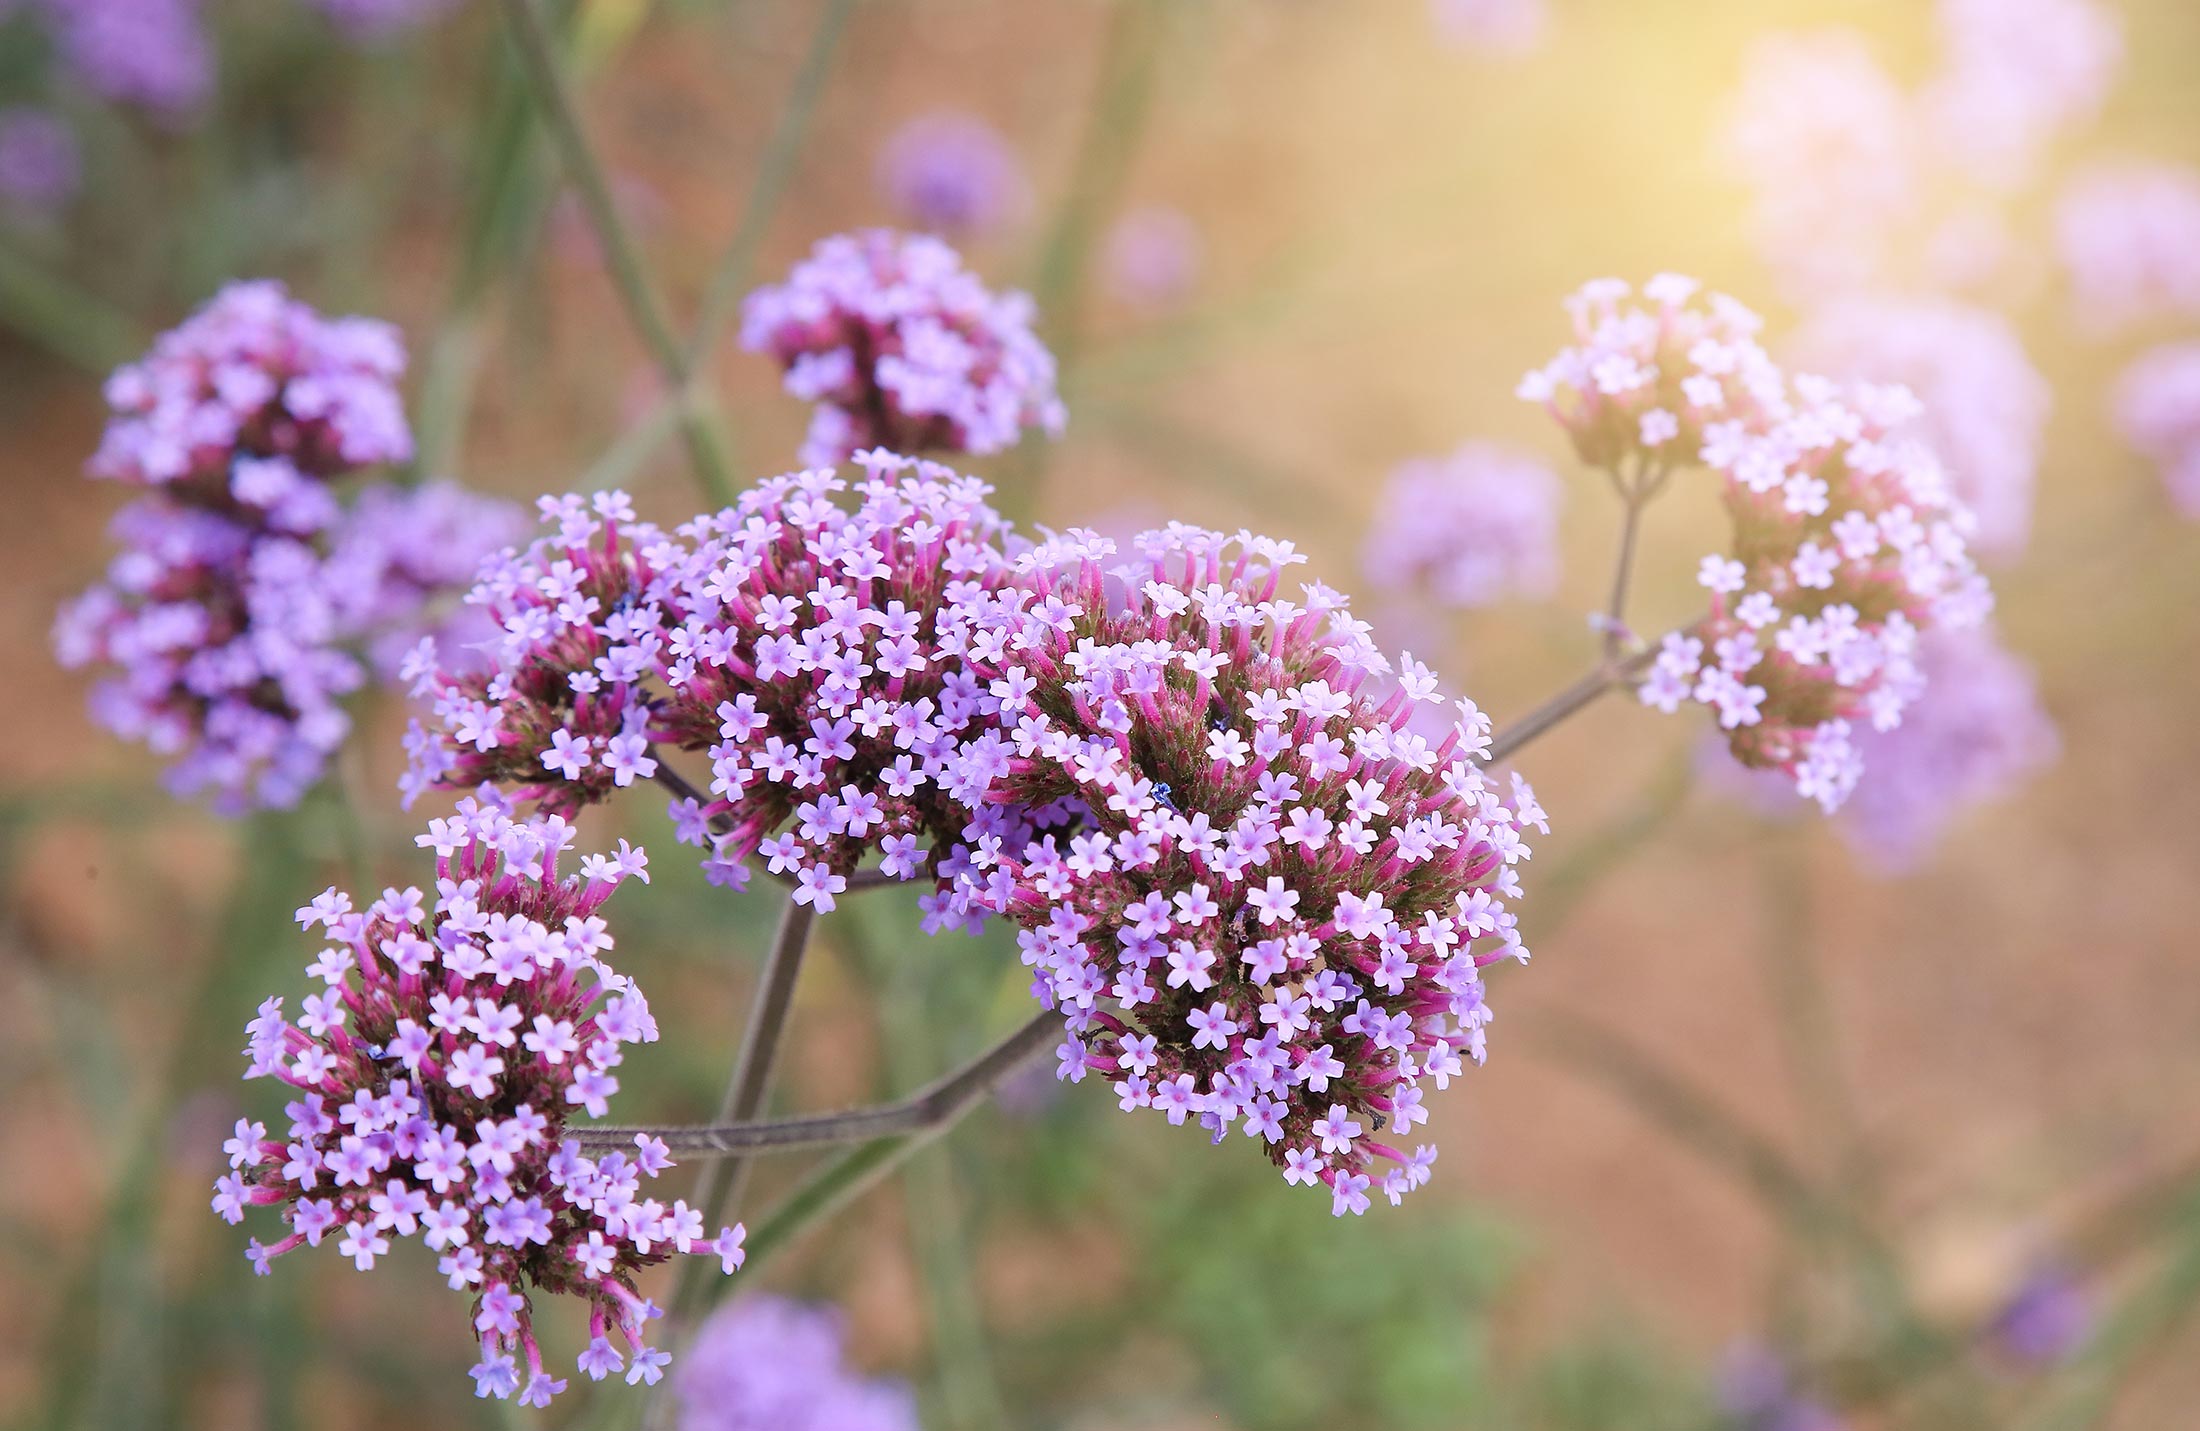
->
xmin=0 ymin=107 xmax=79 ymax=217
xmin=216 ymin=800 xmax=743 ymax=1407
xmin=875 ymin=112 xmax=1028 ymax=240
xmin=2115 ymin=343 xmax=2200 ymax=520
xmin=1362 ymin=443 xmax=1562 ymax=610
xmin=938 ymin=524 xmax=1544 ymax=1214
xmin=1838 ymin=628 xmax=2057 ymax=872
xmin=740 ymin=230 xmax=1065 ymax=466
xmin=402 ymin=456 xmax=1026 ymax=912
xmin=675 ymin=1296 xmax=919 ymax=1431
xmin=37 ymin=0 xmax=214 ymax=118
xmin=89 ymin=279 xmax=411 ymax=495
xmin=1525 ymin=277 xmax=1993 ymax=812
xmin=2055 ymin=163 xmax=2200 ymax=335
xmin=1790 ymin=298 xmax=2048 ymax=561
xmin=50 ymin=282 xmax=469 ymax=812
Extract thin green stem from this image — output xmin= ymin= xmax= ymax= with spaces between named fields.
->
xmin=688 ymin=897 xmax=816 ymax=1226
xmin=0 ymin=241 xmax=141 ymax=374
xmin=684 ymin=0 xmax=857 ymax=371
xmin=496 ymin=0 xmax=736 ymax=507
xmin=1005 ymin=0 xmax=1170 ymax=522
xmin=1483 ymin=637 xmax=1670 ymax=766
xmin=1756 ymin=834 xmax=1873 ymax=1204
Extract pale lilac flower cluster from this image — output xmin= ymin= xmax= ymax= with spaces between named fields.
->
xmin=675 ymin=1296 xmax=919 ymax=1431
xmin=1837 ymin=629 xmax=2058 ymax=873
xmin=309 ymin=0 xmax=461 ymax=39
xmin=1717 ymin=1347 xmax=1842 ymax=1431
xmin=36 ymin=0 xmax=214 ymax=118
xmin=1361 ymin=443 xmax=1562 ymax=609
xmin=401 ymin=455 xmax=1025 ymax=913
xmin=1790 ymin=299 xmax=2049 ymax=560
xmin=740 ymin=230 xmax=1066 ymax=466
xmin=89 ymin=279 xmax=413 ymax=493
xmin=215 ymin=799 xmax=744 ymax=1407
xmin=875 ymin=113 xmax=1028 ymax=240
xmin=53 ymin=282 xmax=426 ymax=811
xmin=1989 ymin=1264 xmax=2092 ymax=1367
xmin=1524 ymin=277 xmax=1993 ymax=813
xmin=1102 ymin=206 xmax=1203 ymax=313
xmin=0 ymin=107 xmax=80 ymax=218
xmin=2055 ymin=163 xmax=2200 ymax=335
xmin=1722 ymin=0 xmax=2119 ymax=298
xmin=938 ymin=524 xmax=1544 ymax=1215
xmin=1428 ymin=0 xmax=1546 ymax=55
xmin=322 ymin=481 xmax=530 ymax=679
xmin=2112 ymin=343 xmax=2200 ymax=519
xmin=1919 ymin=0 xmax=2122 ymax=189
xmin=1720 ymin=32 xmax=1916 ymax=297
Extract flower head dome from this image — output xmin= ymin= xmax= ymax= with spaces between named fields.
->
xmin=936 ymin=524 xmax=1545 ymax=1214
xmin=92 ymin=279 xmax=410 ymax=502
xmin=740 ymin=230 xmax=1065 ymax=466
xmin=215 ymin=800 xmax=742 ymax=1407
xmin=403 ymin=456 xmax=1026 ymax=912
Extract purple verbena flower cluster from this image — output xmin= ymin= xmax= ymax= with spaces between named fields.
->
xmin=0 ymin=106 xmax=80 ymax=218
xmin=1522 ymin=276 xmax=1992 ymax=812
xmin=215 ymin=798 xmax=743 ymax=1407
xmin=1918 ymin=0 xmax=2122 ymax=189
xmin=875 ymin=112 xmax=1028 ymax=240
xmin=2055 ymin=162 xmax=2200 ymax=336
xmin=1837 ymin=628 xmax=2058 ymax=873
xmin=36 ymin=0 xmax=214 ymax=118
xmin=1362 ymin=442 xmax=1562 ymax=610
xmin=675 ymin=1296 xmax=919 ymax=1431
xmin=53 ymin=282 xmax=517 ymax=812
xmin=934 ymin=524 xmax=1545 ymax=1215
xmin=740 ymin=230 xmax=1066 ymax=466
xmin=2113 ymin=342 xmax=2200 ymax=520
xmin=1790 ymin=298 xmax=2049 ymax=560
xmin=401 ymin=455 xmax=1025 ymax=914
xmin=1101 ymin=206 xmax=1203 ymax=313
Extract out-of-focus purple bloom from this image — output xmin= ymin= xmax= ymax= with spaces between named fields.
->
xmin=321 ymin=481 xmax=527 ymax=680
xmin=1721 ymin=31 xmax=1915 ymax=298
xmin=309 ymin=0 xmax=460 ymax=39
xmin=1790 ymin=299 xmax=2048 ymax=561
xmin=1919 ymin=0 xmax=2122 ymax=190
xmin=875 ymin=111 xmax=1028 ymax=240
xmin=0 ymin=107 xmax=79 ymax=217
xmin=1428 ymin=0 xmax=1546 ymax=54
xmin=676 ymin=1296 xmax=917 ymax=1431
xmin=2056 ymin=162 xmax=2200 ymax=336
xmin=1989 ymin=1263 xmax=2092 ymax=1367
xmin=1718 ymin=1346 xmax=1844 ymax=1431
xmin=1839 ymin=628 xmax=2057 ymax=874
xmin=40 ymin=0 xmax=214 ymax=118
xmin=1362 ymin=443 xmax=1561 ymax=610
xmin=1102 ymin=206 xmax=1202 ymax=313
xmin=91 ymin=279 xmax=412 ymax=496
xmin=53 ymin=282 xmax=501 ymax=814
xmin=741 ymin=230 xmax=1066 ymax=466
xmin=2114 ymin=342 xmax=2200 ymax=519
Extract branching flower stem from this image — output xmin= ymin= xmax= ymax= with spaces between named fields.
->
xmin=496 ymin=0 xmax=738 ymax=507
xmin=574 ymin=1009 xmax=1063 ymax=1158
xmin=1483 ymin=636 xmax=1675 ymax=767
